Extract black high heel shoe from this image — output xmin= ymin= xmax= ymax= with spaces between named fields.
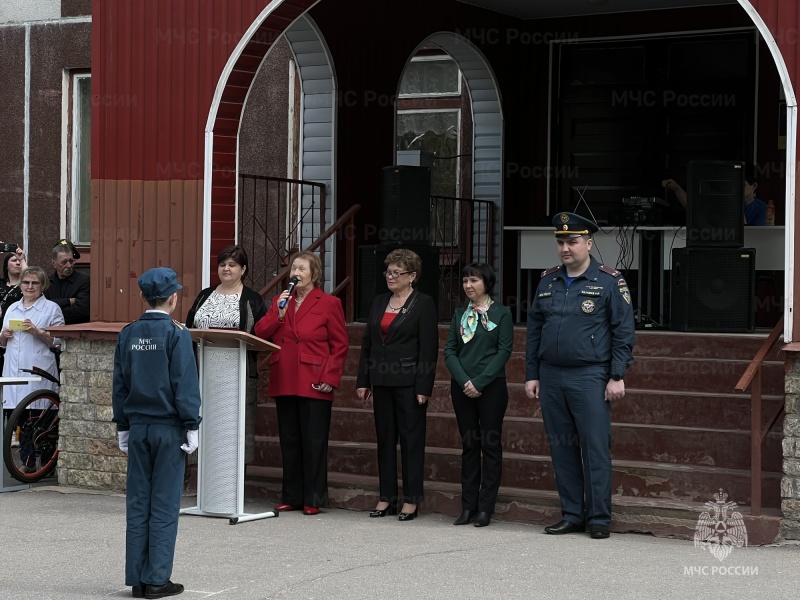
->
xmin=369 ymin=505 xmax=397 ymax=518
xmin=398 ymin=506 xmax=419 ymax=522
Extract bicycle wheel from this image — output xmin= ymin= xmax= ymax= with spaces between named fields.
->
xmin=3 ymin=390 xmax=60 ymax=483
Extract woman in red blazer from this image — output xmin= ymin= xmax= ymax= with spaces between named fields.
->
xmin=254 ymin=251 xmax=348 ymax=515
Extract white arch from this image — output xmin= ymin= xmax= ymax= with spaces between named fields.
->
xmin=737 ymin=0 xmax=797 ymax=340
xmin=398 ymin=32 xmax=504 ymax=283
xmin=202 ymin=0 xmax=323 ymax=287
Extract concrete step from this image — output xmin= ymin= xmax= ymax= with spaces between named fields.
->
xmin=330 ymin=378 xmax=784 ymax=430
xmin=244 ymin=465 xmax=781 ymax=544
xmin=256 ymin=404 xmax=782 ymax=471
xmin=347 ymin=325 xmax=782 ymax=361
xmin=251 ymin=437 xmax=781 ymax=508
xmin=342 ymin=342 xmax=783 ymax=392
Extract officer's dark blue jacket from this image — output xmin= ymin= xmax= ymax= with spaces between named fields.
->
xmin=112 ymin=311 xmax=201 ymax=431
xmin=525 ymin=257 xmax=635 ymax=380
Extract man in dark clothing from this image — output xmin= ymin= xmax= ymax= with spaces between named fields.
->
xmin=525 ymin=212 xmax=635 ymax=540
xmin=43 ymin=240 xmax=90 ymax=324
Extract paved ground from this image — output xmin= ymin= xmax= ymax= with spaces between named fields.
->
xmin=1 ymin=485 xmax=798 ymax=600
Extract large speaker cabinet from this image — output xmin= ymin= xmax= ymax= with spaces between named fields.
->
xmin=381 ymin=166 xmax=432 ymax=245
xmin=686 ymin=160 xmax=744 ymax=248
xmin=670 ymin=247 xmax=755 ymax=333
xmin=356 ymin=244 xmax=440 ymax=322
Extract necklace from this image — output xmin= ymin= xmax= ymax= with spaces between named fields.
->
xmin=388 ymin=293 xmax=410 ymax=312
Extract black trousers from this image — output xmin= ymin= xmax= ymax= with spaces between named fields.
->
xmin=372 ymin=385 xmax=428 ymax=504
xmin=275 ymin=396 xmax=332 ymax=508
xmin=451 ymin=377 xmax=508 ymax=514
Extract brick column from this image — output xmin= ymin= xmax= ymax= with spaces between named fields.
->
xmin=781 ymin=358 xmax=800 ymax=539
xmin=57 ymin=337 xmax=127 ymax=491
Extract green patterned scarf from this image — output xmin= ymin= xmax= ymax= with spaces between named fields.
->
xmin=460 ymin=299 xmax=496 ymax=343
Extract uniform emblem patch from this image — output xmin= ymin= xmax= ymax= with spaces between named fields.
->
xmin=622 ymin=290 xmax=631 ymax=304
xmin=581 ymin=299 xmax=596 ymax=313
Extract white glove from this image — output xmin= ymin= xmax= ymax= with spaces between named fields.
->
xmin=118 ymin=431 xmax=129 ymax=453
xmin=181 ymin=429 xmax=199 ymax=454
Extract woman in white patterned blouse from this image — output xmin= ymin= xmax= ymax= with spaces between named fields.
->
xmin=185 ymin=245 xmax=267 ymax=463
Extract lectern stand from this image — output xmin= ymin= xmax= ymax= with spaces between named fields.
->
xmin=180 ymin=329 xmax=279 ymax=524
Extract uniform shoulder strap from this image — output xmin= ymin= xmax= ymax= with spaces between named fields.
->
xmin=599 ymin=264 xmax=621 ymax=278
xmin=541 ymin=265 xmax=561 ymax=278
xmin=172 ymin=319 xmax=186 ymax=330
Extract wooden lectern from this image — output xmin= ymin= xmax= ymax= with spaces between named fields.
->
xmin=180 ymin=329 xmax=279 ymax=524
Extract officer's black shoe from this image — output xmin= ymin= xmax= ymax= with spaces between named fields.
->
xmin=590 ymin=525 xmax=610 ymax=539
xmin=132 ymin=584 xmax=144 ymax=598
xmin=453 ymin=509 xmax=476 ymax=525
xmin=144 ymin=581 xmax=184 ymax=599
xmin=473 ymin=512 xmax=491 ymax=527
xmin=544 ymin=520 xmax=585 ymax=535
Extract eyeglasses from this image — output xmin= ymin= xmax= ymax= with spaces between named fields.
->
xmin=383 ymin=270 xmax=412 ymax=279
xmin=21 ymin=280 xmax=42 ymax=287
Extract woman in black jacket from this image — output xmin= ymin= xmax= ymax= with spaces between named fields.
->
xmin=185 ymin=245 xmax=267 ymax=462
xmin=356 ymin=248 xmax=439 ymax=521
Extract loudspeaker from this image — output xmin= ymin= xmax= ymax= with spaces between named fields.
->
xmin=670 ymin=247 xmax=755 ymax=332
xmin=686 ymin=160 xmax=744 ymax=247
xmin=356 ymin=243 xmax=440 ymax=322
xmin=381 ymin=166 xmax=432 ymax=245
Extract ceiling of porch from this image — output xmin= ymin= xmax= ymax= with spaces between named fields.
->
xmin=457 ymin=0 xmax=738 ymax=19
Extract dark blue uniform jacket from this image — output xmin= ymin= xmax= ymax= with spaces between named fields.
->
xmin=526 ymin=257 xmax=635 ymax=380
xmin=112 ymin=311 xmax=201 ymax=431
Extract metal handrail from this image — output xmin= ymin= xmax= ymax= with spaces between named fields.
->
xmin=734 ymin=315 xmax=785 ymax=515
xmin=258 ymin=204 xmax=361 ymax=322
xmin=238 ymin=173 xmax=326 ymax=290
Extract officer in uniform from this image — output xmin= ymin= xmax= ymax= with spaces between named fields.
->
xmin=112 ymin=267 xmax=201 ymax=599
xmin=525 ymin=212 xmax=635 ymax=539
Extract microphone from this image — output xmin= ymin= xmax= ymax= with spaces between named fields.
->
xmin=278 ymin=276 xmax=300 ymax=309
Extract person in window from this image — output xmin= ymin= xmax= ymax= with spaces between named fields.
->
xmin=43 ymin=240 xmax=90 ymax=324
xmin=662 ymin=164 xmax=766 ymax=225
xmin=185 ymin=245 xmax=267 ymax=464
xmin=444 ymin=263 xmax=513 ymax=528
xmin=356 ymin=248 xmax=439 ymax=522
xmin=254 ymin=251 xmax=348 ymax=516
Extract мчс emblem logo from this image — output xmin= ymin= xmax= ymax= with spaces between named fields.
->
xmin=581 ymin=299 xmax=595 ymax=313
xmin=693 ymin=489 xmax=748 ymax=561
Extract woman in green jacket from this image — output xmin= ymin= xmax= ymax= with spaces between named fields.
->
xmin=444 ymin=263 xmax=513 ymax=528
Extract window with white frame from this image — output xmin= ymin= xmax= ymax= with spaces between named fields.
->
xmin=69 ymin=73 xmax=91 ymax=245
xmin=397 ymin=53 xmax=463 ymax=244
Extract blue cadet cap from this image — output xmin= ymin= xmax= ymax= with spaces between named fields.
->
xmin=138 ymin=267 xmax=183 ymax=300
xmin=552 ymin=212 xmax=599 ymax=237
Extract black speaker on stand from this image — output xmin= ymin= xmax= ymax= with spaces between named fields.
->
xmin=356 ymin=243 xmax=440 ymax=322
xmin=670 ymin=247 xmax=755 ymax=333
xmin=381 ymin=166 xmax=432 ymax=245
xmin=686 ymin=160 xmax=744 ymax=247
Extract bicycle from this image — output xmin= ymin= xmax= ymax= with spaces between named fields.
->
xmin=2 ymin=364 xmax=61 ymax=483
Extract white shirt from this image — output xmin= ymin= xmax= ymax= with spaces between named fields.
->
xmin=2 ymin=295 xmax=64 ymax=409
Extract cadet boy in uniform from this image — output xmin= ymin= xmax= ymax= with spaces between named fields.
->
xmin=112 ymin=267 xmax=201 ymax=599
xmin=524 ymin=213 xmax=635 ymax=539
